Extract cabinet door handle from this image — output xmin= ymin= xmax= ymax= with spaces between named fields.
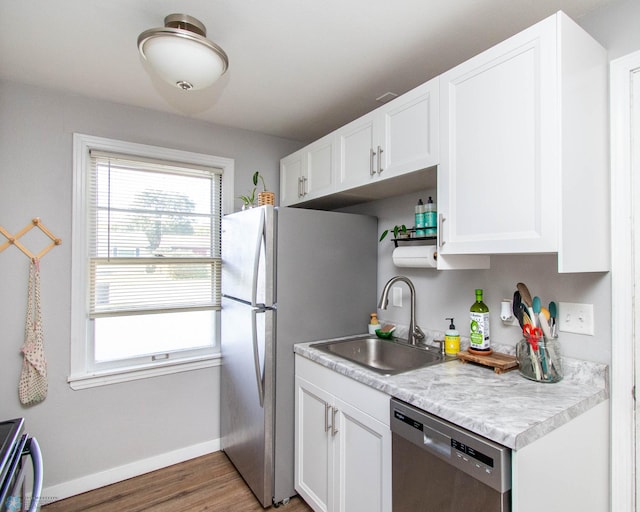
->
xmin=324 ymin=403 xmax=331 ymax=433
xmin=302 ymin=176 xmax=308 ymax=196
xmin=438 ymin=214 xmax=445 ymax=247
xmin=377 ymin=145 xmax=383 ymax=174
xmin=331 ymin=407 xmax=339 ymax=437
xmin=370 ymin=148 xmax=376 ymax=176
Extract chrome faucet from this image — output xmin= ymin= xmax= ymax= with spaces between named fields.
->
xmin=378 ymin=275 xmax=425 ymax=346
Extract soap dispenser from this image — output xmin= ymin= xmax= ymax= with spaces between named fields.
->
xmin=368 ymin=313 xmax=380 ymax=334
xmin=445 ymin=317 xmax=460 ymax=355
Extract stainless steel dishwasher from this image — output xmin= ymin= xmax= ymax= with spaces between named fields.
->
xmin=390 ymin=398 xmax=511 ymax=512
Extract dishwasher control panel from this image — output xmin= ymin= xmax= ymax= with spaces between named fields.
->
xmin=391 ymin=399 xmax=511 ymax=493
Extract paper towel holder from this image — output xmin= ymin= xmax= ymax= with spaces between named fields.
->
xmin=392 ymin=245 xmax=438 ymax=268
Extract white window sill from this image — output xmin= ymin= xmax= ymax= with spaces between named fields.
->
xmin=68 ymin=353 xmax=222 ymax=390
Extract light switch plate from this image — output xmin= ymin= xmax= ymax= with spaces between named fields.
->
xmin=392 ymin=286 xmax=403 ymax=307
xmin=558 ymin=302 xmax=594 ymax=335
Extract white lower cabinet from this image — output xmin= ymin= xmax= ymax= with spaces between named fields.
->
xmin=511 ymin=400 xmax=609 ymax=512
xmin=295 ymin=355 xmax=392 ymax=512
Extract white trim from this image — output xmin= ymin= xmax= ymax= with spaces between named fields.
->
xmin=68 ymin=353 xmax=221 ymax=390
xmin=610 ymin=50 xmax=640 ymax=512
xmin=71 ymin=133 xmax=233 ymax=386
xmin=42 ymin=439 xmax=221 ymax=503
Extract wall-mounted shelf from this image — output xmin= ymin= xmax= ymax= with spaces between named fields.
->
xmin=391 ymin=228 xmax=437 ymax=248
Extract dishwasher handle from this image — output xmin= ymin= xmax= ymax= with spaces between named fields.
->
xmin=421 ymin=423 xmax=452 ymax=460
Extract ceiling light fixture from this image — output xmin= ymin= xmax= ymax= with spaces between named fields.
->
xmin=137 ymin=13 xmax=229 ymax=91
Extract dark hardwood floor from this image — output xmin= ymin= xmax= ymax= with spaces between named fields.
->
xmin=42 ymin=452 xmax=313 ymax=512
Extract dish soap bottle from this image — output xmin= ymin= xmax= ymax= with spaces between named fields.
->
xmin=368 ymin=313 xmax=380 ymax=334
xmin=445 ymin=317 xmax=460 ymax=355
xmin=425 ymin=196 xmax=437 ymax=236
xmin=415 ymin=199 xmax=426 ymax=236
xmin=469 ymin=289 xmax=491 ymax=353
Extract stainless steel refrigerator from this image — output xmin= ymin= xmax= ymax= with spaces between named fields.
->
xmin=220 ymin=205 xmax=377 ymax=507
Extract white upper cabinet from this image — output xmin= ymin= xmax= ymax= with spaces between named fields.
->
xmin=336 ymin=78 xmax=439 ymax=191
xmin=280 ymin=134 xmax=334 ymax=207
xmin=438 ymin=11 xmax=609 ymax=272
xmin=280 ymin=149 xmax=304 ymax=207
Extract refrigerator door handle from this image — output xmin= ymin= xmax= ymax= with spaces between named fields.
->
xmin=251 ymin=309 xmax=265 ymax=408
xmin=250 ymin=208 xmax=266 ymax=307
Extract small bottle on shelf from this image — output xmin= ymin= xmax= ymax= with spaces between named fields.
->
xmin=425 ymin=196 xmax=437 ymax=236
xmin=415 ymin=199 xmax=426 ymax=236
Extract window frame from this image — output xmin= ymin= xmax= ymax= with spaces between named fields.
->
xmin=70 ymin=134 xmax=234 ymax=389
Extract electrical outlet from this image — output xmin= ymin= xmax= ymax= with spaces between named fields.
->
xmin=392 ymin=286 xmax=403 ymax=307
xmin=558 ymin=302 xmax=594 ymax=335
xmin=500 ymin=299 xmax=519 ymax=326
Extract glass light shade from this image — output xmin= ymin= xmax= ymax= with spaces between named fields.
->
xmin=138 ymin=15 xmax=229 ymax=91
xmin=141 ymin=35 xmax=227 ymax=90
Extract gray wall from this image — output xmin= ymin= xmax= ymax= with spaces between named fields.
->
xmin=0 ymin=80 xmax=301 ymax=491
xmin=578 ymin=0 xmax=640 ymax=59
xmin=0 ymin=0 xmax=637 ymax=498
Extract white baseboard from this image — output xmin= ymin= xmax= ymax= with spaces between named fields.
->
xmin=43 ymin=438 xmax=221 ymax=503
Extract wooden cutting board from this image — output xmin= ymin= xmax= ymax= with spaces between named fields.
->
xmin=456 ymin=350 xmax=518 ymax=374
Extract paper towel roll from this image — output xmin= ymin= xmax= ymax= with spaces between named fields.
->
xmin=392 ymin=246 xmax=437 ymax=268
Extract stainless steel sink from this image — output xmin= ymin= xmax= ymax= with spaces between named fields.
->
xmin=311 ymin=335 xmax=447 ymax=375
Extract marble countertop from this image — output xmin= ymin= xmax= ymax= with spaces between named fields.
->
xmin=294 ymin=336 xmax=609 ymax=450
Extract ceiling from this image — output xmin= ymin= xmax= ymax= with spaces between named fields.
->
xmin=0 ymin=0 xmax=617 ymax=143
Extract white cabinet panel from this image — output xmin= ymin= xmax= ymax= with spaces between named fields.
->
xmin=295 ymin=355 xmax=391 ymax=512
xmin=380 ymin=79 xmax=439 ymax=177
xmin=280 ymin=150 xmax=304 ymax=207
xmin=281 ymin=134 xmax=335 ymax=207
xmin=336 ymin=114 xmax=377 ymax=191
xmin=295 ymin=378 xmax=331 ymax=512
xmin=438 ymin=11 xmax=608 ymax=272
xmin=334 ymin=398 xmax=390 ymax=512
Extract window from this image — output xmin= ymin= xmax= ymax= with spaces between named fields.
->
xmin=70 ymin=134 xmax=234 ymax=389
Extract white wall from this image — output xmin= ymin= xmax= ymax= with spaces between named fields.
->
xmin=342 ymin=189 xmax=612 ymax=364
xmin=338 ymin=0 xmax=640 ymax=368
xmin=0 ymin=80 xmax=301 ymax=497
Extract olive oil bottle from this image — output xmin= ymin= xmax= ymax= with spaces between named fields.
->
xmin=469 ymin=289 xmax=490 ymax=352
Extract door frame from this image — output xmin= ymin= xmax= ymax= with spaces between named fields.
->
xmin=610 ymin=49 xmax=640 ymax=512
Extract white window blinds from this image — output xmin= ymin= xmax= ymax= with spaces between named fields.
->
xmin=88 ymin=150 xmax=222 ymax=318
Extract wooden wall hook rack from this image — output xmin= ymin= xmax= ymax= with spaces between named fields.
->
xmin=0 ymin=217 xmax=62 ymax=260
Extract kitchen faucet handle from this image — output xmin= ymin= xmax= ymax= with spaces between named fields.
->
xmin=432 ymin=339 xmax=445 ymax=355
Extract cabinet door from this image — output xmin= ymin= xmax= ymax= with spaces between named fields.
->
xmin=304 ymin=135 xmax=334 ymax=200
xmin=438 ymin=18 xmax=558 ymax=255
xmin=295 ymin=376 xmax=332 ymax=512
xmin=380 ymin=78 xmax=439 ymax=179
xmin=332 ymin=398 xmax=392 ymax=512
xmin=335 ymin=113 xmax=376 ymax=191
xmin=280 ymin=150 xmax=303 ymax=207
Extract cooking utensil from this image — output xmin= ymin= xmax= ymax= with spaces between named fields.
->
xmin=512 ymin=290 xmax=524 ymax=328
xmin=523 ymin=324 xmax=543 ymax=343
xmin=517 ymin=282 xmax=533 ymax=308
xmin=517 ymin=282 xmax=536 ymax=326
xmin=532 ymin=295 xmax=542 ymax=326
xmin=549 ymin=301 xmax=558 ymax=337
xmin=523 ymin=324 xmax=547 ymax=378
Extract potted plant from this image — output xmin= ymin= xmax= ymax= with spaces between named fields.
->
xmin=379 ymin=224 xmax=408 ymax=242
xmin=238 ymin=187 xmax=257 ymax=210
xmin=253 ymin=171 xmax=275 ymax=206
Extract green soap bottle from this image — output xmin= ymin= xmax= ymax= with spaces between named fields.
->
xmin=469 ymin=289 xmax=490 ymax=351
